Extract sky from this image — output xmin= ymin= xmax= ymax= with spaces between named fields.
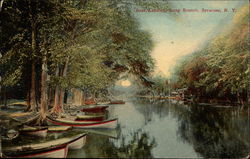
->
xmin=132 ymin=0 xmax=248 ymax=77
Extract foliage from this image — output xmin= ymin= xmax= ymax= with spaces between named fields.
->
xmin=172 ymin=4 xmax=249 ymax=104
xmin=0 ymin=0 xmax=159 ymax=112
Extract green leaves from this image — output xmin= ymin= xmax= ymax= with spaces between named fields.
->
xmin=1 ymin=0 xmax=156 ymax=99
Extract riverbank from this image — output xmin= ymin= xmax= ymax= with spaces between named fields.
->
xmin=134 ymin=95 xmax=181 ymax=100
xmin=135 ymin=95 xmax=250 ymax=107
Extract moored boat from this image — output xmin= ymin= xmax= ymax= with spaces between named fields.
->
xmin=47 ymin=126 xmax=72 ymax=133
xmin=75 ymin=114 xmax=105 ymax=121
xmin=3 ymin=144 xmax=68 ymax=158
xmin=47 ymin=126 xmax=72 ymax=139
xmin=2 ymin=133 xmax=87 ymax=158
xmin=109 ymin=100 xmax=125 ymax=104
xmin=68 ymin=133 xmax=87 ymax=149
xmin=46 ymin=116 xmax=118 ymax=129
xmin=81 ymin=105 xmax=109 ymax=113
xmin=20 ymin=126 xmax=48 ymax=138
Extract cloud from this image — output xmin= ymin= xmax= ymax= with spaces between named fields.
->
xmin=151 ymin=22 xmax=216 ymax=77
xmin=135 ymin=1 xmax=240 ymax=78
xmin=151 ymin=40 xmax=200 ymax=77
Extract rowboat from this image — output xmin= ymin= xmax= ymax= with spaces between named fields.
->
xmin=49 ymin=132 xmax=87 ymax=149
xmin=67 ymin=133 xmax=87 ymax=149
xmin=47 ymin=126 xmax=72 ymax=133
xmin=75 ymin=114 xmax=105 ymax=121
xmin=109 ymin=100 xmax=125 ymax=104
xmin=3 ymin=133 xmax=87 ymax=158
xmin=20 ymin=126 xmax=48 ymax=138
xmin=81 ymin=105 xmax=109 ymax=113
xmin=46 ymin=116 xmax=118 ymax=129
xmin=3 ymin=144 xmax=68 ymax=158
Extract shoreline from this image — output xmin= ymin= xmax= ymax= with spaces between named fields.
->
xmin=135 ymin=95 xmax=250 ymax=107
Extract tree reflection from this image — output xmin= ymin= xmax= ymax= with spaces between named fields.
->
xmin=109 ymin=132 xmax=156 ymax=158
xmin=132 ymin=98 xmax=171 ymax=123
xmin=176 ymin=105 xmax=250 ymax=158
xmin=80 ymin=130 xmax=156 ymax=158
xmin=132 ymin=98 xmax=250 ymax=158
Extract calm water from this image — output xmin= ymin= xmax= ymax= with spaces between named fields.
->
xmin=67 ymin=98 xmax=250 ymax=158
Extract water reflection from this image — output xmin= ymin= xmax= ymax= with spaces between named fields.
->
xmin=175 ymin=104 xmax=250 ymax=158
xmin=68 ymin=130 xmax=156 ymax=158
xmin=68 ymin=99 xmax=249 ymax=158
xmin=5 ymin=99 xmax=244 ymax=158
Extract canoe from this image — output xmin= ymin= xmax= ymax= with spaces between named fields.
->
xmin=68 ymin=133 xmax=87 ymax=149
xmin=48 ymin=126 xmax=72 ymax=133
xmin=109 ymin=100 xmax=125 ymax=104
xmin=47 ymin=126 xmax=72 ymax=139
xmin=20 ymin=126 xmax=48 ymax=138
xmin=3 ymin=144 xmax=68 ymax=158
xmin=75 ymin=114 xmax=105 ymax=121
xmin=46 ymin=116 xmax=118 ymax=129
xmin=81 ymin=105 xmax=109 ymax=113
xmin=48 ymin=131 xmax=86 ymax=148
xmin=3 ymin=133 xmax=87 ymax=158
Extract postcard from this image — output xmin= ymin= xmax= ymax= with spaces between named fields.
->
xmin=0 ymin=0 xmax=249 ymax=158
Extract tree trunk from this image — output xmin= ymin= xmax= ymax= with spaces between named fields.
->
xmin=58 ymin=89 xmax=64 ymax=112
xmin=57 ymin=56 xmax=69 ymax=113
xmin=51 ymin=88 xmax=60 ymax=114
xmin=26 ymin=85 xmax=31 ymax=108
xmin=29 ymin=20 xmax=37 ymax=111
xmin=29 ymin=61 xmax=36 ymax=110
xmin=47 ymin=87 xmax=53 ymax=109
xmin=51 ymin=56 xmax=69 ymax=116
xmin=39 ymin=52 xmax=47 ymax=121
xmin=237 ymin=92 xmax=242 ymax=105
xmin=51 ymin=66 xmax=60 ymax=114
xmin=71 ymin=88 xmax=83 ymax=106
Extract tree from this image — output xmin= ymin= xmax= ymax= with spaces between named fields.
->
xmin=1 ymin=0 xmax=166 ymax=120
xmin=172 ymin=4 xmax=249 ymax=105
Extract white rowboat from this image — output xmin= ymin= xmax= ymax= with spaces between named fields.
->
xmin=46 ymin=116 xmax=118 ymax=129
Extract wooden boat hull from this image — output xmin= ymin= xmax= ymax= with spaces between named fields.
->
xmin=20 ymin=127 xmax=48 ymax=138
xmin=4 ymin=144 xmax=68 ymax=158
xmin=109 ymin=100 xmax=125 ymax=104
xmin=81 ymin=105 xmax=109 ymax=113
xmin=46 ymin=117 xmax=118 ymax=129
xmin=68 ymin=134 xmax=87 ymax=149
xmin=3 ymin=133 xmax=87 ymax=158
xmin=75 ymin=117 xmax=104 ymax=121
xmin=75 ymin=115 xmax=104 ymax=122
xmin=47 ymin=126 xmax=72 ymax=133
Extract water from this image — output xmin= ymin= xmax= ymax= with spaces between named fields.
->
xmin=67 ymin=98 xmax=250 ymax=158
